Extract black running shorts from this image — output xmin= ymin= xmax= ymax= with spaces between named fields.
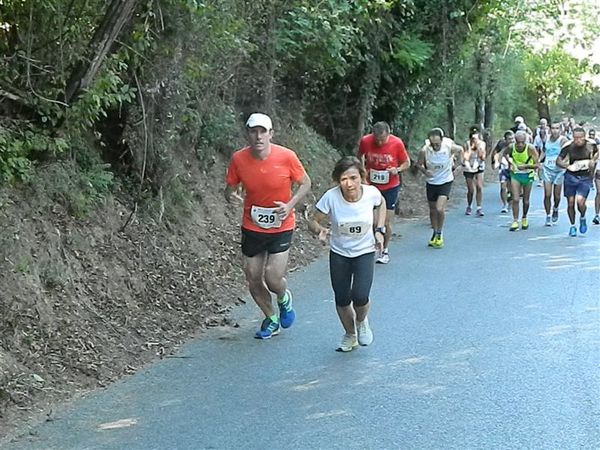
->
xmin=426 ymin=181 xmax=453 ymax=202
xmin=463 ymin=171 xmax=483 ymax=179
xmin=241 ymin=228 xmax=293 ymax=258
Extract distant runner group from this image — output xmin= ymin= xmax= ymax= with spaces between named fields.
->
xmin=490 ymin=116 xmax=600 ymax=236
xmin=225 ymin=113 xmax=599 ymax=351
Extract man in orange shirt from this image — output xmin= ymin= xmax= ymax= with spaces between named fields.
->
xmin=225 ymin=113 xmax=312 ymax=339
xmin=358 ymin=121 xmax=410 ymax=264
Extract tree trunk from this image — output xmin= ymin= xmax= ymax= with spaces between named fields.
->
xmin=473 ymin=52 xmax=486 ymax=131
xmin=483 ymin=93 xmax=493 ymax=151
xmin=484 ymin=89 xmax=494 ymax=130
xmin=484 ymin=95 xmax=493 ymax=128
xmin=263 ymin=47 xmax=276 ymax=115
xmin=262 ymin=4 xmax=279 ymax=116
xmin=474 ymin=94 xmax=485 ymax=130
xmin=536 ymin=85 xmax=551 ymax=121
xmin=483 ymin=73 xmax=495 ymax=149
xmin=354 ymin=59 xmax=380 ymax=154
xmin=63 ymin=0 xmax=139 ymax=105
xmin=446 ymin=96 xmax=456 ymax=139
xmin=441 ymin=0 xmax=455 ymax=139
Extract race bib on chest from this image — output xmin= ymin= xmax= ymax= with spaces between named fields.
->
xmin=369 ymin=169 xmax=390 ymax=184
xmin=545 ymin=155 xmax=557 ymax=168
xmin=567 ymin=159 xmax=590 ymax=172
xmin=250 ymin=205 xmax=282 ymax=229
xmin=338 ymin=221 xmax=369 ymax=238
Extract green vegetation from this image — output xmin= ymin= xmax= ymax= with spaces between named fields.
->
xmin=0 ymin=0 xmax=598 ymax=204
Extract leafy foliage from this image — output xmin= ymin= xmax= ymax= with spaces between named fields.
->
xmin=0 ymin=125 xmax=68 ymax=182
xmin=0 ymin=0 xmax=598 ymax=196
xmin=523 ymin=47 xmax=594 ymax=103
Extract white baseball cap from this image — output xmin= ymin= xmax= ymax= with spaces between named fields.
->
xmin=246 ymin=113 xmax=272 ymax=130
xmin=514 ymin=116 xmax=524 ymax=123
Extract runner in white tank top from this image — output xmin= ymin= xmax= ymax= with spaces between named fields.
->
xmin=461 ymin=126 xmax=487 ymax=216
xmin=416 ymin=128 xmax=463 ymax=248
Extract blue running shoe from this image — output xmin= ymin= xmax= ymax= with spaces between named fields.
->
xmin=580 ymin=218 xmax=587 ymax=234
xmin=569 ymin=226 xmax=577 ymax=237
xmin=278 ymin=289 xmax=295 ymax=328
xmin=255 ymin=317 xmax=280 ymax=339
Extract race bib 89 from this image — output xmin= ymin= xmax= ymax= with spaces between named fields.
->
xmin=338 ymin=221 xmax=369 ymax=238
xmin=250 ymin=205 xmax=282 ymax=229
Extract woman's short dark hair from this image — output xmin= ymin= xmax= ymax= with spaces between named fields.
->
xmin=331 ymin=156 xmax=366 ymax=182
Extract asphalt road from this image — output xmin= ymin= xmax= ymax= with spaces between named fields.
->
xmin=2 ymin=182 xmax=600 ymax=450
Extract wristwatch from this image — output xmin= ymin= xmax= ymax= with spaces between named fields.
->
xmin=375 ymin=226 xmax=386 ymax=235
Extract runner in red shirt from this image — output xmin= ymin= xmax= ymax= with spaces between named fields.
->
xmin=358 ymin=121 xmax=410 ymax=264
xmin=225 ymin=113 xmax=311 ymax=339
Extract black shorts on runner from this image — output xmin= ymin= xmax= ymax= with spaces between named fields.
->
xmin=241 ymin=228 xmax=293 ymax=258
xmin=463 ymin=171 xmax=484 ymax=179
xmin=426 ymin=181 xmax=453 ymax=202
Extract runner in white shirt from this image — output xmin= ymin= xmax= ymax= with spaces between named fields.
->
xmin=415 ymin=128 xmax=463 ymax=248
xmin=309 ymin=156 xmax=385 ymax=352
xmin=462 ymin=126 xmax=487 ymax=216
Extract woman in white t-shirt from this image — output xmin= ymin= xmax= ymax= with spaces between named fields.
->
xmin=309 ymin=156 xmax=386 ymax=352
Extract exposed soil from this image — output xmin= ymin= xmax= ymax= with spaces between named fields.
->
xmin=0 ymin=152 xmax=433 ymax=443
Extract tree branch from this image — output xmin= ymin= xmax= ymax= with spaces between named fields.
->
xmin=63 ymin=0 xmax=139 ymax=105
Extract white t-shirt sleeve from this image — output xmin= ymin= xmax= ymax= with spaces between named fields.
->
xmin=315 ymin=188 xmax=333 ymax=215
xmin=366 ymin=185 xmax=383 ymax=208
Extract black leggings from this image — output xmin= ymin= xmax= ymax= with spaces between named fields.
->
xmin=329 ymin=251 xmax=375 ymax=307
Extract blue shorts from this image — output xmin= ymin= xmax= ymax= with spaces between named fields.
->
xmin=541 ymin=166 xmax=565 ymax=185
xmin=499 ymin=169 xmax=511 ymax=183
xmin=380 ymin=185 xmax=400 ymax=210
xmin=563 ymin=172 xmax=592 ymax=198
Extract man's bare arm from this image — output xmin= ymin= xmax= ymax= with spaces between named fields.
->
xmin=224 ymin=184 xmax=240 ymax=203
xmin=273 ymin=173 xmax=312 ymax=220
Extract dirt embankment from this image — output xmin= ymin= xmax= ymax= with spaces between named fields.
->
xmin=0 ymin=143 xmax=431 ymax=441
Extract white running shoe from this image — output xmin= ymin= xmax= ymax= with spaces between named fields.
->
xmin=357 ymin=318 xmax=374 ymax=346
xmin=376 ymin=252 xmax=390 ymax=264
xmin=336 ymin=333 xmax=358 ymax=352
